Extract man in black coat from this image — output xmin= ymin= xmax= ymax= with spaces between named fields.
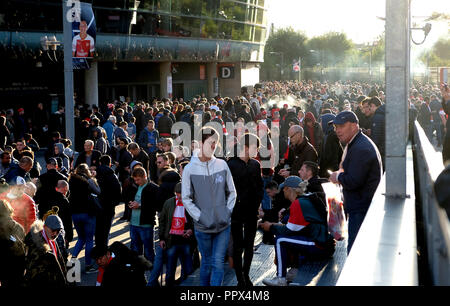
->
xmin=227 ymin=134 xmax=264 ymax=287
xmin=298 ymin=161 xmax=327 ymax=205
xmin=95 ymin=155 xmax=122 ymax=249
xmin=91 ymin=241 xmax=152 ymax=287
xmin=113 ymin=138 xmax=133 ymax=183
xmin=128 ymin=143 xmax=150 ymax=177
xmin=35 ymin=158 xmax=68 ymax=218
xmin=157 ymin=109 xmax=174 ymax=138
xmin=73 ymin=140 xmax=102 ymax=170
xmin=279 ymin=125 xmax=318 ymax=180
xmin=44 ymin=180 xmax=73 ymax=249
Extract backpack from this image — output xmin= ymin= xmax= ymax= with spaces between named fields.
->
xmin=300 ymin=192 xmax=328 ymax=225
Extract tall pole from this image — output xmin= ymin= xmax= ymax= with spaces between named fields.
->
xmin=63 ymin=0 xmax=75 ymax=149
xmin=385 ymin=0 xmax=410 ymax=197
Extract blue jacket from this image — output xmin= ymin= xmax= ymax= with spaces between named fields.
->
xmin=103 ymin=121 xmax=116 ymax=147
xmin=137 ymin=127 xmax=159 ymax=154
xmin=338 ymin=131 xmax=382 ymax=214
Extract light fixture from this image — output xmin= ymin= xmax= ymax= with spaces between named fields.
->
xmin=411 ymin=22 xmax=432 ymax=45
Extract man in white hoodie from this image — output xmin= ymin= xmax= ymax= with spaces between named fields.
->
xmin=181 ymin=127 xmax=236 ymax=286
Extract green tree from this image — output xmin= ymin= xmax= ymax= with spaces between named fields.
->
xmin=261 ymin=27 xmax=308 ymax=80
xmin=305 ymin=32 xmax=354 ymax=67
xmin=419 ymin=37 xmax=450 ymax=67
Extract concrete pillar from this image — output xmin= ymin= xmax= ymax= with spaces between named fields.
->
xmin=84 ymin=61 xmax=99 ymax=107
xmin=159 ymin=62 xmax=172 ymax=99
xmin=207 ymin=62 xmax=218 ymax=98
xmin=385 ymin=0 xmax=410 ymax=197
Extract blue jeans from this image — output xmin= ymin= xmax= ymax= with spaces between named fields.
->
xmin=261 ymin=176 xmax=273 ymax=210
xmin=194 ymin=226 xmax=231 ymax=286
xmin=433 ymin=121 xmax=443 ymax=145
xmin=347 ymin=211 xmax=367 ymax=254
xmin=130 ymin=225 xmax=155 ymax=263
xmin=72 ymin=213 xmax=96 ymax=266
xmin=147 ymin=244 xmax=166 ymax=286
xmin=166 ymin=243 xmax=194 ymax=286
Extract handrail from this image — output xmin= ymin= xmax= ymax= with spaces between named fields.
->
xmin=413 ymin=121 xmax=450 ymax=285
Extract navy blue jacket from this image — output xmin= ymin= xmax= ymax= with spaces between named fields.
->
xmin=338 ymin=131 xmax=382 ymax=214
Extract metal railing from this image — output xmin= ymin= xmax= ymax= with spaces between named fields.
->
xmin=413 ymin=121 xmax=450 ymax=285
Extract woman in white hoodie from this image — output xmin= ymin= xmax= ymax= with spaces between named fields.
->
xmin=181 ymin=127 xmax=236 ymax=286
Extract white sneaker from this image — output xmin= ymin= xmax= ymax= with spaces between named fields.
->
xmin=262 ymin=277 xmax=288 ymax=286
xmin=286 ymin=268 xmax=298 ymax=282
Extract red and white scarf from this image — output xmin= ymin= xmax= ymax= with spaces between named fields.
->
xmin=169 ymin=196 xmax=186 ymax=235
xmin=42 ymin=230 xmax=58 ymax=258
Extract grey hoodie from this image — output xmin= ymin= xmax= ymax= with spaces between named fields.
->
xmin=181 ymin=151 xmax=236 ymax=233
xmin=55 ymin=143 xmax=70 ymax=171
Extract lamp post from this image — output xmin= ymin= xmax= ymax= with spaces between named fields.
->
xmin=359 ymin=42 xmax=377 ymax=82
xmin=62 ymin=0 xmax=76 ymax=149
xmin=269 ymin=51 xmax=284 ymax=80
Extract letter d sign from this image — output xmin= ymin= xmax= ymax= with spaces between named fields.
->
xmin=220 ymin=67 xmax=234 ymax=79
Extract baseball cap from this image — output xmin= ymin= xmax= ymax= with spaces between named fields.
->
xmin=279 ymin=176 xmax=303 ymax=190
xmin=331 ymin=111 xmax=359 ymax=125
xmin=44 ymin=215 xmax=64 ymax=231
xmin=130 ymin=160 xmax=143 ymax=170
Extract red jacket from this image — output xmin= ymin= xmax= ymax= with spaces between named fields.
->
xmin=0 ymin=191 xmax=36 ymax=234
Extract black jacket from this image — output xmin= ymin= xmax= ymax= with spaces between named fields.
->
xmin=45 ymin=190 xmax=73 ymax=243
xmin=35 ymin=169 xmax=68 ymax=217
xmin=156 ymin=169 xmax=181 ymax=212
xmin=370 ymin=104 xmax=386 ymax=162
xmin=74 ymin=150 xmax=102 ymax=169
xmin=286 ymin=138 xmax=318 ymax=177
xmin=157 ymin=115 xmax=173 ymax=136
xmin=319 ymin=130 xmax=343 ymax=178
xmin=68 ymin=174 xmax=99 ymax=215
xmin=139 ymin=181 xmax=160 ymax=226
xmin=101 ymin=241 xmax=151 ymax=287
xmin=96 ymin=165 xmax=122 ymax=211
xmin=227 ymin=157 xmax=264 ymax=219
xmin=133 ymin=150 xmax=150 ymax=175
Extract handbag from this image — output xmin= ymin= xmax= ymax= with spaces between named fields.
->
xmin=87 ymin=193 xmax=103 ymax=216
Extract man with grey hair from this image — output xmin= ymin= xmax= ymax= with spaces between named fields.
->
xmin=73 ymin=139 xmax=102 ymax=170
xmin=278 ymin=125 xmax=318 ymax=179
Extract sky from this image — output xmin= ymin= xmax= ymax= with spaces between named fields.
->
xmin=267 ymin=0 xmax=450 ymax=47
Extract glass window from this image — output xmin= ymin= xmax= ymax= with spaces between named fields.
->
xmin=233 ymin=2 xmax=247 ymax=23
xmin=202 ymin=0 xmax=219 ymax=19
xmin=93 ymin=0 xmax=125 ymax=9
xmin=256 ymin=8 xmax=264 ymax=24
xmin=3 ymin=1 xmax=62 ymax=31
xmin=95 ymin=8 xmax=131 ymax=34
xmin=218 ymin=21 xmax=233 ymax=40
xmin=201 ymin=18 xmax=218 ymax=39
xmin=179 ymin=16 xmax=201 ymax=37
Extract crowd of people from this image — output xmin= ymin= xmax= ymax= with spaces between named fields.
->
xmin=0 ymin=79 xmax=449 ymax=287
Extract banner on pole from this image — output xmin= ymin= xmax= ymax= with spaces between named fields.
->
xmin=71 ymin=2 xmax=96 ymax=69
